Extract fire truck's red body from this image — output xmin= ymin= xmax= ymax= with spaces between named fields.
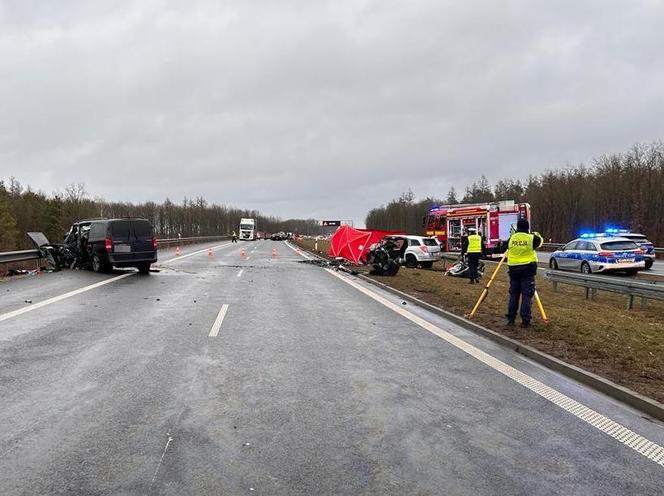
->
xmin=424 ymin=201 xmax=531 ymax=256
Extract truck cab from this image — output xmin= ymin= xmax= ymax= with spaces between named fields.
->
xmin=239 ymin=218 xmax=257 ymax=240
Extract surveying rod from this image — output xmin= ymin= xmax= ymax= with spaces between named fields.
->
xmin=467 ymin=251 xmax=507 ymax=319
xmin=534 ymin=291 xmax=549 ymax=323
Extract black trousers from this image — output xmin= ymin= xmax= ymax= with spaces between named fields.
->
xmin=507 ymin=270 xmax=535 ymax=323
xmin=467 ymin=253 xmax=481 ymax=280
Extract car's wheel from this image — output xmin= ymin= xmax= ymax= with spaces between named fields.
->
xmin=91 ymin=254 xmax=108 ymax=273
xmin=420 ymin=261 xmax=434 ymax=269
xmin=645 ymin=259 xmax=653 ymax=270
xmin=580 ymin=262 xmax=591 ymax=274
xmin=549 ymin=257 xmax=559 ymax=270
xmin=137 ymin=262 xmax=151 ymax=274
xmin=405 ymin=254 xmax=418 ymax=268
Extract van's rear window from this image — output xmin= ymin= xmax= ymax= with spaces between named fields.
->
xmin=110 ymin=221 xmax=131 ymax=239
xmin=132 ymin=221 xmax=153 ymax=238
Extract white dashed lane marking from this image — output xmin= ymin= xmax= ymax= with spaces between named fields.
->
xmin=326 ymin=268 xmax=664 ymax=468
xmin=208 ymin=304 xmax=229 ymax=337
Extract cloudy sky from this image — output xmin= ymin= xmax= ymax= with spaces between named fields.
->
xmin=1 ymin=1 xmax=663 ymax=225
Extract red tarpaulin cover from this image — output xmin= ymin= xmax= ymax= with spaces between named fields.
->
xmin=328 ymin=226 xmax=405 ymax=265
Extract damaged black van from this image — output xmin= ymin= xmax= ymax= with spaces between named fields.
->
xmin=64 ymin=218 xmax=157 ymax=273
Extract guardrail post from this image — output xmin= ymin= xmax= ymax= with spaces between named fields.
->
xmin=552 ymin=281 xmax=558 ymax=292
xmin=585 ymin=287 xmax=590 ymax=299
xmin=626 ymin=294 xmax=634 ymax=310
xmin=640 ymin=297 xmax=648 ymax=309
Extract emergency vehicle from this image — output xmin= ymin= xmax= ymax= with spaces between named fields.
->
xmin=423 ymin=200 xmax=531 ymax=256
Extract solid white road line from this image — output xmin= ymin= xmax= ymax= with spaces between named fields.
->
xmin=208 ymin=304 xmax=229 ymax=337
xmin=237 ymin=269 xmax=244 ymax=278
xmin=326 ymin=269 xmax=664 ymax=468
xmin=0 ymin=242 xmax=231 ymax=324
xmin=0 ymin=273 xmax=134 ymax=323
xmin=284 ymin=240 xmax=313 ymax=260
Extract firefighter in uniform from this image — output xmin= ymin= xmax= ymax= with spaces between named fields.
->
xmin=506 ymin=218 xmax=543 ymax=327
xmin=463 ymin=227 xmax=484 ymax=284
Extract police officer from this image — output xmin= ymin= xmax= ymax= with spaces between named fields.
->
xmin=232 ymin=230 xmax=238 ymax=243
xmin=463 ymin=227 xmax=484 ymax=284
xmin=506 ymin=218 xmax=543 ymax=327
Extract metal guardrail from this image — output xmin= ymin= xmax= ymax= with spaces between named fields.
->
xmin=545 ymin=269 xmax=664 ymax=309
xmin=0 ymin=249 xmax=42 ymax=265
xmin=0 ymin=236 xmax=230 ymax=267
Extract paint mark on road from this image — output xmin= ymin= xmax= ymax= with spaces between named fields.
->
xmin=326 ymin=269 xmax=664 ymax=468
xmin=285 ymin=240 xmax=313 ymax=260
xmin=237 ymin=269 xmax=244 ymax=278
xmin=0 ymin=273 xmax=134 ymax=323
xmin=208 ymin=304 xmax=229 ymax=337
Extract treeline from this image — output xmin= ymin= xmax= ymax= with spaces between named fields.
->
xmin=0 ymin=180 xmax=323 ymax=250
xmin=365 ymin=141 xmax=664 ymax=244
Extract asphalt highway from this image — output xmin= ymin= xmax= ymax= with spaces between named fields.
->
xmin=1 ymin=240 xmax=663 ymax=495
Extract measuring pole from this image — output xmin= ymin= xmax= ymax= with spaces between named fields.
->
xmin=534 ymin=291 xmax=549 ymax=323
xmin=467 ymin=251 xmax=507 ymax=319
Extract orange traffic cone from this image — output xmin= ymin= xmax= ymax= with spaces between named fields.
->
xmin=208 ymin=247 xmax=213 ymax=257
xmin=271 ymin=247 xmax=278 ymax=258
xmin=175 ymin=246 xmax=181 ymax=256
xmin=240 ymin=247 xmax=246 ymax=258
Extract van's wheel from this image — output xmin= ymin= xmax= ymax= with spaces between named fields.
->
xmin=137 ymin=262 xmax=151 ymax=274
xmin=580 ymin=262 xmax=591 ymax=274
xmin=91 ymin=254 xmax=107 ymax=273
xmin=549 ymin=258 xmax=559 ymax=270
xmin=645 ymin=259 xmax=653 ymax=270
xmin=405 ymin=254 xmax=418 ymax=268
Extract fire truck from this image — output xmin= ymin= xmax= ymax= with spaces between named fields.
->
xmin=424 ymin=200 xmax=531 ymax=256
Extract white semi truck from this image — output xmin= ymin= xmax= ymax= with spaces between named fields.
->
xmin=239 ymin=218 xmax=257 ymax=240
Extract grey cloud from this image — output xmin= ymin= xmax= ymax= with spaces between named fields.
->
xmin=1 ymin=1 xmax=663 ymax=226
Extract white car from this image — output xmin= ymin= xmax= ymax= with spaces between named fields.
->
xmin=403 ymin=235 xmax=441 ymax=268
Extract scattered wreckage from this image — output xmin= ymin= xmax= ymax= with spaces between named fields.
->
xmin=365 ymin=236 xmax=408 ymax=276
xmin=444 ymin=254 xmax=486 ymax=279
xmin=27 ymin=231 xmax=77 ymax=271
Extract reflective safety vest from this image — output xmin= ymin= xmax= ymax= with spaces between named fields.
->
xmin=507 ymin=232 xmax=538 ymax=265
xmin=467 ymin=234 xmax=482 ymax=253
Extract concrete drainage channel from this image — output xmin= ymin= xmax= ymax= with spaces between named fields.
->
xmin=294 ymin=243 xmax=664 ymax=423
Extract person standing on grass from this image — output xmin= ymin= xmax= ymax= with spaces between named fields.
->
xmin=463 ymin=227 xmax=484 ymax=284
xmin=506 ymin=218 xmax=543 ymax=328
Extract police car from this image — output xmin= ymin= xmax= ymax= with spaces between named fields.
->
xmin=602 ymin=229 xmax=655 ymax=270
xmin=549 ymin=234 xmax=646 ymax=274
